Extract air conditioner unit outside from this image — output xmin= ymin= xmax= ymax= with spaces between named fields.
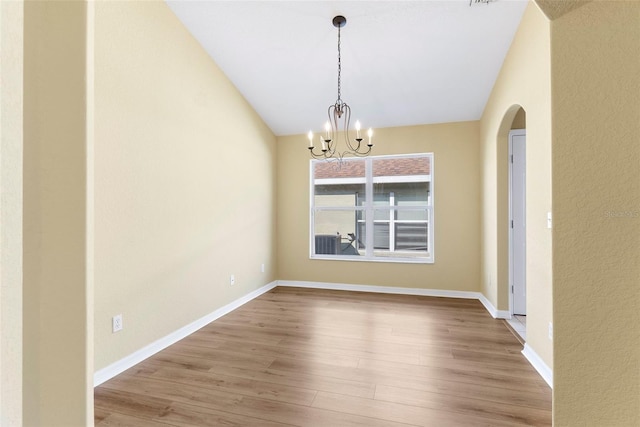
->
xmin=315 ymin=234 xmax=340 ymax=255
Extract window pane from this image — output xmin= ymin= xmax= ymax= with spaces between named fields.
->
xmin=373 ymin=182 xmax=429 ymax=206
xmin=395 ymin=182 xmax=429 ymax=205
xmin=396 ymin=209 xmax=428 ymax=221
xmin=374 ymin=206 xmax=429 ymax=257
xmin=314 ymin=184 xmax=365 ymax=207
xmin=314 ymin=210 xmax=363 ymax=256
xmin=373 ymin=156 xmax=430 ymax=209
xmin=373 ymin=191 xmax=390 ymax=208
xmin=356 ymin=221 xmax=366 ymax=250
xmin=374 ymin=209 xmax=391 ymax=221
xmin=314 ymin=159 xmax=365 ymax=180
xmin=313 ymin=159 xmax=365 ymax=207
xmin=314 ymin=159 xmax=367 ymax=203
xmin=373 ymin=156 xmax=430 ymax=178
xmin=372 ymin=222 xmax=389 ymax=249
xmin=395 ymin=223 xmax=428 ymax=251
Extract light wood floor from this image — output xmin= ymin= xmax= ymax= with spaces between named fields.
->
xmin=94 ymin=287 xmax=552 ymax=426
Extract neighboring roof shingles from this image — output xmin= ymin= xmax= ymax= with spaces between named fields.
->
xmin=314 ymin=157 xmax=430 ymax=179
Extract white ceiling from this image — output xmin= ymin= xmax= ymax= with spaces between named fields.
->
xmin=166 ymin=0 xmax=528 ymax=136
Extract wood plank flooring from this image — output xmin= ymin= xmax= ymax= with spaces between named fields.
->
xmin=94 ymin=287 xmax=552 ymax=426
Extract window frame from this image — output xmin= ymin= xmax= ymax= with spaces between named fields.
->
xmin=309 ymin=153 xmax=434 ymax=264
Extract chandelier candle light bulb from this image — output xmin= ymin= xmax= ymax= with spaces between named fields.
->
xmin=356 ymin=120 xmax=362 ymax=139
xmin=368 ymin=128 xmax=373 ymax=146
xmin=308 ymin=131 xmax=314 ymax=148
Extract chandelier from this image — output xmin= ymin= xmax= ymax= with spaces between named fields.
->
xmin=307 ymin=15 xmax=373 ymax=161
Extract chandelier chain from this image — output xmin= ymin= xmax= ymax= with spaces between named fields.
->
xmin=337 ymin=25 xmax=341 ymax=103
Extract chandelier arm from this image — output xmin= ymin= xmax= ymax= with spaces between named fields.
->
xmin=342 ymin=104 xmax=366 ymax=155
xmin=327 ymin=105 xmax=338 ymax=158
xmin=339 ymin=142 xmax=373 ymax=158
xmin=309 ymin=142 xmax=339 ymax=160
xmin=308 ymin=148 xmax=323 ymax=159
xmin=341 ymin=104 xmax=358 ymax=153
xmin=309 ymin=149 xmax=329 ymax=160
xmin=346 ymin=139 xmax=362 ymax=153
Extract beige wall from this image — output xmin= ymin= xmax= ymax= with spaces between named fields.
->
xmin=23 ymin=0 xmax=92 ymax=425
xmin=277 ymin=121 xmax=480 ymax=292
xmin=0 ymin=0 xmax=23 ymax=424
xmin=93 ymin=1 xmax=277 ymax=371
xmin=551 ymin=1 xmax=640 ymax=424
xmin=480 ymin=2 xmax=553 ymax=368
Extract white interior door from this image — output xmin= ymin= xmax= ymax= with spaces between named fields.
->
xmin=510 ymin=130 xmax=526 ymax=316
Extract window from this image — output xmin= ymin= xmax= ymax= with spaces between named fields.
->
xmin=310 ymin=153 xmax=433 ymax=263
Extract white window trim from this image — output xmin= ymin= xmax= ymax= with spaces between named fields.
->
xmin=315 ymin=177 xmax=366 ymax=185
xmin=373 ymin=175 xmax=430 ymax=184
xmin=310 ymin=153 xmax=434 ymax=264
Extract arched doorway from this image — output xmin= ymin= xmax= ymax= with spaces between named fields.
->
xmin=498 ymin=106 xmax=527 ymax=340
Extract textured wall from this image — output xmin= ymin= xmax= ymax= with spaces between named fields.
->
xmin=551 ymin=1 xmax=640 ymax=424
xmin=23 ymin=1 xmax=92 ymax=424
xmin=93 ymin=1 xmax=277 ymax=371
xmin=277 ymin=121 xmax=481 ymax=292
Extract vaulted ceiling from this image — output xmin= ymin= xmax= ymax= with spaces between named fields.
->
xmin=166 ymin=1 xmax=530 ymax=136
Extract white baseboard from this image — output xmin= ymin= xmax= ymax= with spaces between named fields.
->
xmin=277 ymin=280 xmax=481 ymax=300
xmin=478 ymin=293 xmax=511 ymax=319
xmin=93 ymin=280 xmax=278 ymax=387
xmin=522 ymin=343 xmax=553 ymax=388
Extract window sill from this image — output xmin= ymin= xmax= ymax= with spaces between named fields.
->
xmin=309 ymin=254 xmax=434 ymax=264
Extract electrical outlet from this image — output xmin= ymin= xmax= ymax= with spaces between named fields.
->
xmin=230 ymin=274 xmax=235 ymax=286
xmin=261 ymin=263 xmax=265 ymax=273
xmin=112 ymin=314 xmax=123 ymax=333
xmin=548 ymin=322 xmax=553 ymax=340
